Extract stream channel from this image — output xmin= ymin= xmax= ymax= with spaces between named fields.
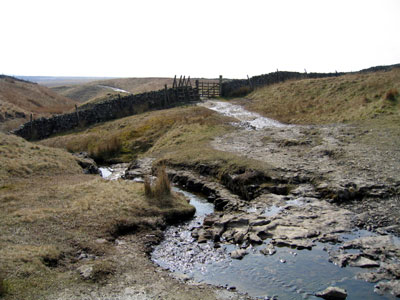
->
xmin=99 ymin=100 xmax=398 ymax=299
xmin=100 ymin=168 xmax=396 ymax=300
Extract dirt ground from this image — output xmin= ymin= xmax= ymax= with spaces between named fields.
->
xmin=211 ymin=115 xmax=400 ymax=236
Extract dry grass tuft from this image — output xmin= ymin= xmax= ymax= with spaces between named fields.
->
xmin=144 ymin=166 xmax=172 ymax=207
xmin=89 ymin=136 xmax=122 ymax=162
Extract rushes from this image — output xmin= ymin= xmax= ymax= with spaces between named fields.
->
xmin=144 ymin=166 xmax=172 ymax=207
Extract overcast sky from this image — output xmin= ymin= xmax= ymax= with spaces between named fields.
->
xmin=1 ymin=0 xmax=399 ymax=79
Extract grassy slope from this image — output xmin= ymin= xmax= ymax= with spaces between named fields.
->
xmin=40 ymin=106 xmax=230 ymax=162
xmin=243 ymin=68 xmax=400 ymax=124
xmin=0 ymin=77 xmax=78 ymax=132
xmin=51 ymin=77 xmax=174 ymax=103
xmin=0 ymin=132 xmax=193 ymax=299
xmin=39 ymin=105 xmax=274 ymax=177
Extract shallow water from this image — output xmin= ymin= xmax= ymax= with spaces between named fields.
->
xmin=198 ymin=100 xmax=288 ymax=129
xmin=100 ymin=165 xmax=396 ymax=299
xmin=152 ymin=191 xmax=396 ymax=300
xmin=98 ymin=85 xmax=131 ymax=94
xmin=99 ymin=166 xmax=126 ymax=180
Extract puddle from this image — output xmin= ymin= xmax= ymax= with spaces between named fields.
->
xmin=198 ymin=100 xmax=288 ymax=129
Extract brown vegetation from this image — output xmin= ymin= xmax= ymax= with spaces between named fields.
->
xmin=0 ymin=132 xmax=194 ymax=299
xmin=0 ymin=76 xmax=77 ymax=132
xmin=385 ymin=88 xmax=399 ymax=102
xmin=144 ymin=166 xmax=172 ymax=207
xmin=40 ymin=106 xmax=234 ymax=163
xmin=241 ymin=68 xmax=400 ymax=124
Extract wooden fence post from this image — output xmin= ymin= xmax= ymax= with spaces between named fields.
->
xmin=247 ymin=75 xmax=253 ymax=89
xmin=178 ymin=75 xmax=183 ymax=87
xmin=173 ymin=75 xmax=177 ymax=89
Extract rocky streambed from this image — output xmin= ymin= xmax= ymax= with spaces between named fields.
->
xmin=106 ymin=160 xmax=399 ymax=299
xmin=150 ymin=177 xmax=400 ymax=299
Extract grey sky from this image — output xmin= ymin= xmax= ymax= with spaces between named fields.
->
xmin=1 ymin=0 xmax=399 ymax=79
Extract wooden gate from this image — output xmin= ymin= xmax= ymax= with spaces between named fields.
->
xmin=196 ymin=75 xmax=223 ymax=98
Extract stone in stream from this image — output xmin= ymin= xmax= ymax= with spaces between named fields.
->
xmin=375 ymin=280 xmax=400 ymax=297
xmin=356 ymin=271 xmax=394 ymax=283
xmin=248 ymin=232 xmax=263 ymax=244
xmin=315 ymin=286 xmax=347 ymax=299
xmin=329 ymin=252 xmax=359 ymax=268
xmin=260 ymin=244 xmax=276 ymax=256
xmin=349 ymin=256 xmax=380 ymax=268
xmin=230 ymin=249 xmax=248 ymax=260
xmin=232 ymin=228 xmax=248 ymax=244
xmin=343 ymin=235 xmax=394 ymax=250
xmin=272 ymin=238 xmax=314 ymax=250
xmin=73 ymin=152 xmax=99 ymax=174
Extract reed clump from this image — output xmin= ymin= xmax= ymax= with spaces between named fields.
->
xmin=144 ymin=166 xmax=172 ymax=207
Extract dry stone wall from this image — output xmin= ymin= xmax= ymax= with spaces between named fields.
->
xmin=13 ymin=87 xmax=199 ymax=141
xmin=221 ymin=71 xmax=344 ymax=97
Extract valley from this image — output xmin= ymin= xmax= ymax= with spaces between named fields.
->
xmin=1 ymin=66 xmax=400 ymax=299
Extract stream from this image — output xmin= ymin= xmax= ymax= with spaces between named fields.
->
xmin=198 ymin=100 xmax=288 ymax=129
xmin=98 ymin=85 xmax=131 ymax=94
xmin=151 ymin=194 xmax=395 ymax=300
xmin=99 ymin=166 xmax=396 ymax=300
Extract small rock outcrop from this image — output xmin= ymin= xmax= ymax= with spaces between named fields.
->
xmin=73 ymin=152 xmax=99 ymax=174
xmin=315 ymin=287 xmax=347 ymax=299
xmin=230 ymin=249 xmax=247 ymax=260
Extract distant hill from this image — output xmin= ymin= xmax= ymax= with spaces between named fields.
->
xmin=14 ymin=76 xmax=115 ymax=87
xmin=51 ymin=77 xmax=175 ymax=103
xmin=0 ymin=75 xmax=77 ymax=132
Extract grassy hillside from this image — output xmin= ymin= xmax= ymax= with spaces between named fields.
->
xmin=51 ymin=77 xmax=174 ymax=103
xmin=0 ymin=132 xmax=194 ymax=299
xmin=242 ymin=68 xmax=400 ymax=124
xmin=39 ymin=106 xmax=233 ymax=163
xmin=39 ymin=104 xmax=277 ymax=189
xmin=0 ymin=76 xmax=77 ymax=132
